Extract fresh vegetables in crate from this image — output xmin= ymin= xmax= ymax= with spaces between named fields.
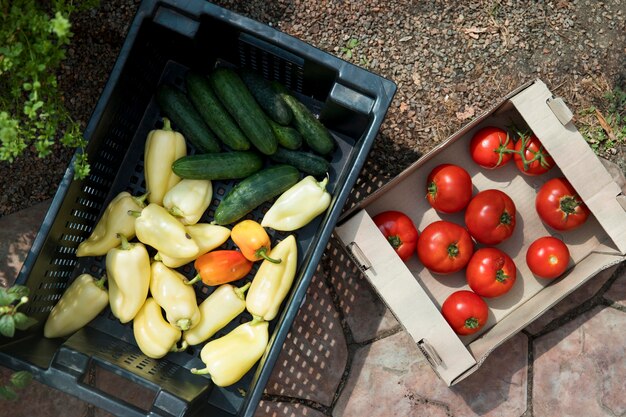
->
xmin=46 ymin=65 xmax=341 ymax=388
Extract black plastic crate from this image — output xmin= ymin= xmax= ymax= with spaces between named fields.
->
xmin=0 ymin=1 xmax=396 ymax=416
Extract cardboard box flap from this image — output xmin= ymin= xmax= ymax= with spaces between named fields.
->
xmin=510 ymin=80 xmax=626 ymax=254
xmin=335 ymin=210 xmax=477 ymax=385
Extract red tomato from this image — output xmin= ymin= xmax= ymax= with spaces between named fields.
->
xmin=526 ymin=236 xmax=570 ymax=279
xmin=426 ymin=164 xmax=473 ymax=213
xmin=535 ymin=177 xmax=590 ymax=231
xmin=465 ymin=189 xmax=517 ymax=245
xmin=466 ymin=248 xmax=517 ymax=298
xmin=417 ymin=221 xmax=474 ymax=274
xmin=469 ymin=126 xmax=515 ymax=169
xmin=441 ymin=290 xmax=489 ymax=335
xmin=373 ymin=211 xmax=419 ymax=262
xmin=513 ymin=133 xmax=555 ymax=176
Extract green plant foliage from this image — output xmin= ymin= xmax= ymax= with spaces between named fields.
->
xmin=578 ymin=86 xmax=626 ymax=157
xmin=0 ymin=285 xmax=37 ymax=400
xmin=0 ymin=0 xmax=98 ymax=179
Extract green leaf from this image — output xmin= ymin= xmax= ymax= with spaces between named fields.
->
xmin=0 ymin=289 xmax=17 ymax=307
xmin=0 ymin=315 xmax=16 ymax=338
xmin=0 ymin=386 xmax=18 ymax=401
xmin=10 ymin=371 xmax=32 ymax=389
xmin=7 ymin=285 xmax=29 ymax=299
xmin=12 ymin=313 xmax=37 ymax=331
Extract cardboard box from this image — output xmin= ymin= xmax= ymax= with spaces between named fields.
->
xmin=334 ymin=79 xmax=626 ymax=386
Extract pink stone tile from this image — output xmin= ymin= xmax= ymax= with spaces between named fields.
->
xmin=255 ymin=400 xmax=327 ymax=417
xmin=334 ymin=330 xmax=527 ymax=417
xmin=604 ymin=264 xmax=626 ymax=307
xmin=524 ymin=264 xmax=619 ymax=335
xmin=0 ymin=200 xmax=51 ymax=287
xmin=326 ymin=235 xmax=399 ymax=343
xmin=264 ymin=269 xmax=348 ymax=407
xmin=533 ymin=306 xmax=626 ymax=417
xmin=0 ymin=365 xmax=88 ymax=417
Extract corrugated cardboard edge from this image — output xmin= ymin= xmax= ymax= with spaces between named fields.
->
xmin=509 ymin=80 xmax=626 ymax=255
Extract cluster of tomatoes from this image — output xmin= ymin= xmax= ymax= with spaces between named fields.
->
xmin=373 ymin=126 xmax=592 ymax=336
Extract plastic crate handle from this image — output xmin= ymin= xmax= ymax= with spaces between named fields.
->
xmin=49 ymin=346 xmax=192 ymax=417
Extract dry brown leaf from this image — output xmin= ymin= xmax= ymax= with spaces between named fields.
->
xmin=456 ymin=106 xmax=475 ymax=121
xmin=463 ymin=27 xmax=488 ymax=39
xmin=399 ymin=102 xmax=410 ymax=113
xmin=595 ymin=108 xmax=618 ymax=142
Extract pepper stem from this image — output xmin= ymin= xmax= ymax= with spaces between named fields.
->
xmin=133 ymin=192 xmax=149 ymax=207
xmin=250 ymin=314 xmax=266 ymax=324
xmin=190 ymin=367 xmax=211 ymax=375
xmin=170 ymin=340 xmax=189 ymax=353
xmin=318 ymin=175 xmax=329 ymax=190
xmin=256 ymin=247 xmax=281 ymax=264
xmin=154 ymin=253 xmax=163 ymax=262
xmin=162 ymin=117 xmax=172 ymax=131
xmin=177 ymin=318 xmax=192 ymax=331
xmin=116 ymin=233 xmax=131 ymax=250
xmin=127 ymin=210 xmax=142 ymax=218
xmin=169 ymin=206 xmax=185 ymax=218
xmin=95 ymin=274 xmax=108 ymax=289
xmin=233 ymin=282 xmax=252 ymax=300
xmin=185 ymin=275 xmax=202 ymax=286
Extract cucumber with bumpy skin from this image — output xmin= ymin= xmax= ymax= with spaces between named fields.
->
xmin=172 ymin=151 xmax=263 ymax=180
xmin=268 ymin=117 xmax=302 ymax=150
xmin=209 ymin=68 xmax=278 ymax=155
xmin=240 ymin=69 xmax=293 ymax=125
xmin=269 ymin=147 xmax=329 ymax=177
xmin=214 ymin=165 xmax=300 ymax=225
xmin=277 ymin=90 xmax=335 ymax=156
xmin=155 ymin=84 xmax=221 ymax=153
xmin=185 ymin=72 xmax=250 ymax=151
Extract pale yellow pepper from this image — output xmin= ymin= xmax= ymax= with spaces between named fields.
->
xmin=163 ymin=179 xmax=213 ymax=225
xmin=150 ymin=261 xmax=201 ymax=331
xmin=44 ymin=274 xmax=109 ymax=338
xmin=76 ymin=192 xmax=147 ymax=257
xmin=105 ymin=235 xmax=151 ymax=323
xmin=132 ymin=203 xmax=199 ymax=258
xmin=246 ymin=235 xmax=297 ymax=321
xmin=183 ymin=282 xmax=251 ymax=346
xmin=190 ymin=318 xmax=269 ymax=387
xmin=144 ymin=118 xmax=187 ymax=205
xmin=133 ymin=297 xmax=186 ymax=359
xmin=154 ymin=223 xmax=230 ymax=269
xmin=261 ymin=176 xmax=331 ymax=231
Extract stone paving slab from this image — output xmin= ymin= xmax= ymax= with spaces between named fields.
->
xmin=533 ymin=305 xmax=626 ymax=417
xmin=604 ymin=266 xmax=626 ymax=307
xmin=333 ymin=330 xmax=528 ymax=417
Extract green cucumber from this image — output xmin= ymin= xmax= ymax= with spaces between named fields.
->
xmin=172 ymin=151 xmax=263 ymax=180
xmin=214 ymin=165 xmax=300 ymax=225
xmin=269 ymin=147 xmax=330 ymax=177
xmin=280 ymin=93 xmax=335 ymax=156
xmin=209 ymin=68 xmax=278 ymax=155
xmin=268 ymin=117 xmax=302 ymax=150
xmin=155 ymin=84 xmax=220 ymax=153
xmin=240 ymin=69 xmax=293 ymax=125
xmin=185 ymin=72 xmax=251 ymax=151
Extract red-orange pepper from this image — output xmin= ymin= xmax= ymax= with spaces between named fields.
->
xmin=231 ymin=220 xmax=281 ymax=263
xmin=187 ymin=250 xmax=253 ymax=286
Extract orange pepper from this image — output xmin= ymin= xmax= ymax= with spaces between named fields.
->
xmin=187 ymin=250 xmax=253 ymax=286
xmin=231 ymin=220 xmax=281 ymax=263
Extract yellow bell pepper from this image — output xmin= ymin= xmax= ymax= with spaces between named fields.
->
xmin=132 ymin=203 xmax=199 ymax=259
xmin=245 ymin=235 xmax=297 ymax=321
xmin=105 ymin=235 xmax=151 ymax=323
xmin=150 ymin=261 xmax=201 ymax=331
xmin=76 ymin=191 xmax=147 ymax=257
xmin=154 ymin=223 xmax=230 ymax=269
xmin=144 ymin=118 xmax=187 ymax=205
xmin=133 ymin=297 xmax=186 ymax=359
xmin=183 ymin=282 xmax=251 ymax=346
xmin=163 ymin=179 xmax=213 ymax=225
xmin=190 ymin=318 xmax=269 ymax=387
xmin=231 ymin=220 xmax=281 ymax=263
xmin=44 ymin=274 xmax=109 ymax=338
xmin=261 ymin=176 xmax=331 ymax=231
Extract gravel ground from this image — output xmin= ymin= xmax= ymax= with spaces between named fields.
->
xmin=1 ymin=0 xmax=624 ymax=216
